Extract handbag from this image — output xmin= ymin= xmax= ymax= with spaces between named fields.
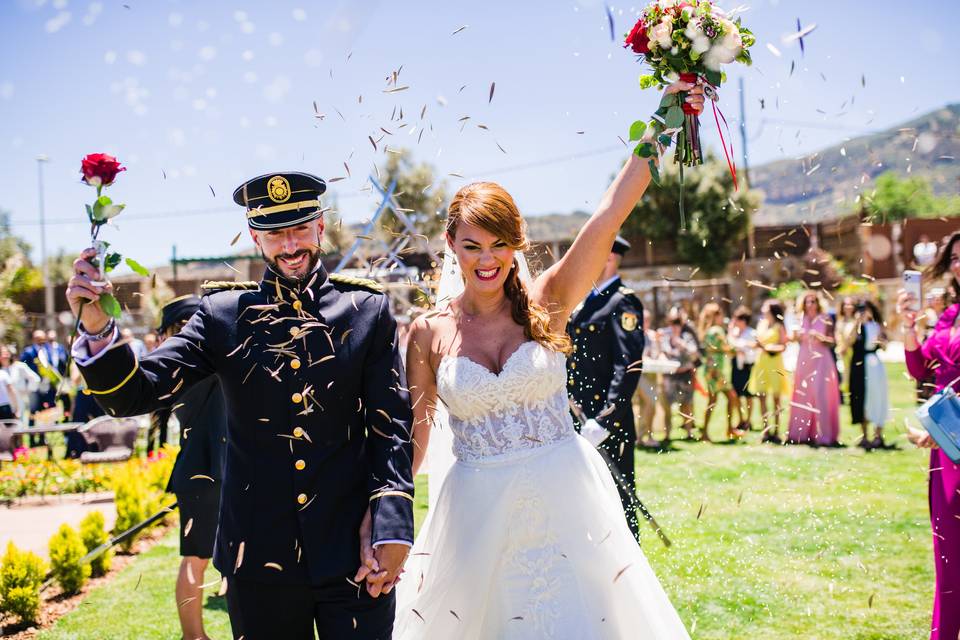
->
xmin=917 ymin=381 xmax=960 ymax=464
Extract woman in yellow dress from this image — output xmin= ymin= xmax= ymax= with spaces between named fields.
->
xmin=749 ymin=299 xmax=790 ymax=444
xmin=834 ymin=296 xmax=860 ymax=403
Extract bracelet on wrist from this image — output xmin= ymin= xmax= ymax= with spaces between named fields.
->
xmin=80 ymin=319 xmax=116 ymax=341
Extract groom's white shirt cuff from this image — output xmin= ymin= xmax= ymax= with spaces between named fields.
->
xmin=71 ymin=327 xmax=121 ymax=366
xmin=373 ymin=539 xmax=413 ymax=548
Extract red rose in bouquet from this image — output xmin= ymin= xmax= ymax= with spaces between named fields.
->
xmin=624 ymin=20 xmax=649 ymax=54
xmin=80 ymin=153 xmax=125 ymax=187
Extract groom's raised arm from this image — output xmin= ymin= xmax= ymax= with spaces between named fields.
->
xmin=74 ymin=298 xmax=217 ymax=417
xmin=363 ymin=294 xmax=415 ymax=547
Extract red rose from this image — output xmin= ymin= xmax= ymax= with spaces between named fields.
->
xmin=624 ymin=19 xmax=650 ymax=54
xmin=80 ymin=153 xmax=125 ymax=187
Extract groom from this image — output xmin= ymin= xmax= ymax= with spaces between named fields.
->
xmin=66 ymin=171 xmax=414 ymax=639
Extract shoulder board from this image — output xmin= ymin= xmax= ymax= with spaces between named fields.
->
xmin=329 ymin=273 xmax=384 ymax=293
xmin=618 ymin=286 xmax=635 ymax=296
xmin=201 ymin=280 xmax=259 ymax=294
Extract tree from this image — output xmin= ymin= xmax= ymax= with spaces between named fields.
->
xmin=375 ymin=149 xmax=449 ymax=240
xmin=621 ymin=154 xmax=759 ymax=275
xmin=0 ymin=212 xmax=32 ymax=343
xmin=862 ymin=171 xmax=960 ymax=222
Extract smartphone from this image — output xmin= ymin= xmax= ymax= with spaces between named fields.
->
xmin=903 ymin=270 xmax=923 ymax=312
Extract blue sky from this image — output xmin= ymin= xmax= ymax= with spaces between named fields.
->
xmin=1 ymin=0 xmax=957 ymax=270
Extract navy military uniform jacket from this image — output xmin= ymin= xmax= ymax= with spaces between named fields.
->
xmin=566 ymin=276 xmax=645 ymax=439
xmin=566 ymin=276 xmax=645 ymax=538
xmin=78 ymin=266 xmax=414 ymax=585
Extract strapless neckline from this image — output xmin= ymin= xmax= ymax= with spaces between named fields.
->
xmin=439 ymin=340 xmax=538 ymax=378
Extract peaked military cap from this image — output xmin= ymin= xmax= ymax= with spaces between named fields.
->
xmin=157 ymin=294 xmax=201 ymax=333
xmin=233 ymin=171 xmax=327 ymax=230
xmin=612 ymin=235 xmax=631 ymax=256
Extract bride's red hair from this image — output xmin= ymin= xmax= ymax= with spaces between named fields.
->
xmin=446 ymin=182 xmax=571 ymax=354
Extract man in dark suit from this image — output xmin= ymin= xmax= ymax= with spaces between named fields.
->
xmin=66 ymin=172 xmax=414 ymax=640
xmin=152 ymin=294 xmax=228 ymax=640
xmin=567 ymin=235 xmax=646 ymax=540
xmin=20 ymin=329 xmax=59 ymax=444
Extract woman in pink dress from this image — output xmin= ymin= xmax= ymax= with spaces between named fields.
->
xmin=902 ymin=230 xmax=960 ymax=640
xmin=787 ymin=292 xmax=841 ymax=445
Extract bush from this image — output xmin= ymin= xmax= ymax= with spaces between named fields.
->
xmin=111 ymin=466 xmax=149 ymax=552
xmin=79 ymin=511 xmax=112 ymax=577
xmin=0 ymin=542 xmax=47 ymax=625
xmin=48 ymin=524 xmax=90 ymax=595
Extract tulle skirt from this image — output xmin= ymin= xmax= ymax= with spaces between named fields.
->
xmin=394 ymin=434 xmax=689 ymax=639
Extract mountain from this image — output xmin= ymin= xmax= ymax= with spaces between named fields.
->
xmin=747 ymin=103 xmax=960 ymax=225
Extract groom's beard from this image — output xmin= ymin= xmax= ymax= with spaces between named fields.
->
xmin=263 ymin=247 xmax=322 ymax=283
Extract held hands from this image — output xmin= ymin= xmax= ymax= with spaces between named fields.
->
xmin=66 ymin=247 xmax=112 ymax=334
xmin=354 ymin=507 xmax=409 ymax=598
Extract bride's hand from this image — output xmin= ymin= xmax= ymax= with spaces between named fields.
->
xmin=353 ymin=507 xmax=379 ymax=584
xmin=663 ymin=78 xmax=706 ymax=115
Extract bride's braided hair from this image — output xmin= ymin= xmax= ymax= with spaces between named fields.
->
xmin=446 ymin=182 xmax=571 ymax=354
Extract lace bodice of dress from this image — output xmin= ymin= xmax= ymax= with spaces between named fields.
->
xmin=436 ymin=341 xmax=576 ymax=462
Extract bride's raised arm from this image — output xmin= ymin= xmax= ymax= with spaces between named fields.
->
xmin=532 ymin=79 xmax=703 ymax=321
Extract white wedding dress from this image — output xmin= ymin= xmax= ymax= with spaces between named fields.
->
xmin=394 ymin=340 xmax=690 ymax=639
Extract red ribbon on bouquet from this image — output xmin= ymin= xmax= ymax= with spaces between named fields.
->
xmin=678 ymin=73 xmax=739 ymax=192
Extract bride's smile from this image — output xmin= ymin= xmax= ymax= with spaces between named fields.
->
xmin=448 ymin=222 xmax=515 ymax=294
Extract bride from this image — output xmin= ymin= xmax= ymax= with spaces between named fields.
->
xmin=391 ymin=79 xmax=704 ymax=639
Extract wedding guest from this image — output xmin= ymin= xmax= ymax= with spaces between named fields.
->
xmin=749 ymin=300 xmax=789 ymax=444
xmin=0 ymin=358 xmax=20 ymax=421
xmin=660 ymin=313 xmax=699 ymax=441
xmin=787 ymin=292 xmax=841 ymax=446
xmin=0 ymin=345 xmax=39 ymax=427
xmin=122 ymin=327 xmax=148 ymax=361
xmin=46 ymin=330 xmax=70 ymax=417
xmin=20 ymin=329 xmax=55 ymax=444
xmin=697 ymin=303 xmax=740 ymax=441
xmin=727 ymin=306 xmax=757 ymax=432
xmin=835 ymin=296 xmax=860 ymax=405
xmin=634 ymin=311 xmax=661 ymax=448
xmin=901 ymin=229 xmax=960 ymax=640
xmin=860 ymin=301 xmax=889 ymax=448
xmin=844 ymin=301 xmax=870 ymax=448
xmin=156 ymin=295 xmax=227 ymax=640
xmin=143 ymin=332 xmax=158 ymax=353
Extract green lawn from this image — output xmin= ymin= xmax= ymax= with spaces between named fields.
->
xmin=40 ymin=363 xmax=933 ymax=639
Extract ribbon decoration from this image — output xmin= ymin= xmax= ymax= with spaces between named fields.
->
xmin=704 ymin=82 xmax=739 ymax=192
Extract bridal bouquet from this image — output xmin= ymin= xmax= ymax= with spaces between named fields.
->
xmin=624 ymin=0 xmax=754 ymax=192
xmin=79 ymin=153 xmax=149 ymax=319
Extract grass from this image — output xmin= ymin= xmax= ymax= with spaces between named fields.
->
xmin=39 ymin=363 xmax=932 ymax=639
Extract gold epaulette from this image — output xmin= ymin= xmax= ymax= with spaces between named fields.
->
xmin=619 ymin=286 xmax=635 ymax=296
xmin=201 ymin=280 xmax=260 ymax=294
xmin=330 ymin=273 xmax=384 ymax=293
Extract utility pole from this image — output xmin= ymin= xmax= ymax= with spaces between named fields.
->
xmin=37 ymin=155 xmax=53 ymax=330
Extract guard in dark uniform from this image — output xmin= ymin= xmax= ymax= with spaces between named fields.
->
xmin=567 ymin=235 xmax=646 ymax=540
xmin=154 ymin=294 xmax=228 ymax=640
xmin=67 ymin=172 xmax=413 ymax=640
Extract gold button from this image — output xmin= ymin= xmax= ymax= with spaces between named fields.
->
xmin=297 ymin=493 xmax=307 ymax=505
xmin=589 ymin=324 xmax=595 ymax=332
xmin=291 ymin=392 xmax=303 ymax=404
xmin=292 ymin=426 xmax=304 ymax=438
xmin=290 ymin=359 xmax=301 ymax=370
xmin=570 ymin=362 xmax=576 ymax=369
xmin=292 ymin=300 xmax=303 ymax=311
xmin=594 ymin=394 xmax=601 ymax=400
xmin=295 ymin=459 xmax=306 ymax=471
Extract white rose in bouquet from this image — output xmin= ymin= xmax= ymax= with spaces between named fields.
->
xmin=650 ymin=18 xmax=673 ymax=49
